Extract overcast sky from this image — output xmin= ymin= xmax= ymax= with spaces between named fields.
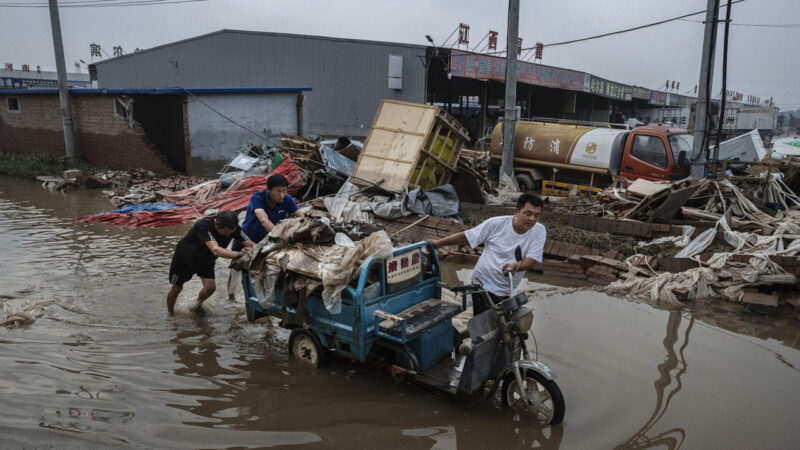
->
xmin=2 ymin=0 xmax=798 ymax=109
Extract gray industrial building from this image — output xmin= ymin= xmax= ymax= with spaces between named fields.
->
xmin=93 ymin=29 xmax=426 ymax=162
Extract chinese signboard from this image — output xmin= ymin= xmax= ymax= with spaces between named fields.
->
xmin=649 ymin=91 xmax=667 ymax=106
xmin=586 ymin=76 xmax=627 ymax=100
xmin=386 ymin=249 xmax=421 ymax=283
xmin=450 ymin=50 xmax=587 ymax=92
xmin=629 ymin=86 xmax=651 ymax=100
xmin=1 ymin=77 xmax=90 ymax=90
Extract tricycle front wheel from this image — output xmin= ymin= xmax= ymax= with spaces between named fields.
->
xmin=501 ymin=369 xmax=565 ymax=424
xmin=289 ymin=329 xmax=328 ymax=368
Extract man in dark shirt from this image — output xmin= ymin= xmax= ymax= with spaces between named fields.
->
xmin=228 ymin=173 xmax=302 ymax=300
xmin=168 ymin=210 xmax=254 ymax=315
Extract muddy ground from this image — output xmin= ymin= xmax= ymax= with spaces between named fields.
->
xmin=1 ymin=175 xmax=799 ymax=449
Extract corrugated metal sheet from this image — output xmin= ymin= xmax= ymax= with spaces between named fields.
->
xmin=94 ymin=30 xmax=427 ymax=137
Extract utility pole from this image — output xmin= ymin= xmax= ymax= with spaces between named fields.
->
xmin=48 ymin=0 xmax=76 ymax=159
xmin=500 ymin=0 xmax=520 ymax=182
xmin=712 ymin=0 xmax=732 ymax=177
xmin=690 ymin=0 xmax=720 ymax=179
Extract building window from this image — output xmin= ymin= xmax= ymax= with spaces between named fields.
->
xmin=7 ymin=97 xmax=20 ymax=112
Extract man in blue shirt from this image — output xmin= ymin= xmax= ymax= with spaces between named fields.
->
xmin=228 ymin=173 xmax=302 ymax=300
xmin=240 ymin=173 xmax=301 ymax=243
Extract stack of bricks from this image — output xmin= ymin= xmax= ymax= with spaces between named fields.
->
xmin=585 ymin=265 xmax=620 ymax=285
xmin=532 ymin=259 xmax=587 ymax=280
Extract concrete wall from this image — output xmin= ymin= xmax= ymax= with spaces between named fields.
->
xmin=187 ymin=92 xmax=301 ymax=161
xmin=0 ymin=93 xmax=181 ymax=173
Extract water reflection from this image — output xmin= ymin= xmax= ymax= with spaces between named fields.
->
xmin=616 ymin=312 xmax=692 ymax=449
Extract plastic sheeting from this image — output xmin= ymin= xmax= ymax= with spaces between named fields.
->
xmin=77 ymin=156 xmax=302 ymax=227
xmin=606 ymin=251 xmax=791 ymax=306
xmin=110 ymin=202 xmax=183 ymax=213
xmin=404 ymin=184 xmax=460 ymax=217
xmin=246 ymin=230 xmax=393 ymax=314
xmin=487 ymin=173 xmax=522 ymax=205
xmin=318 ymin=142 xmax=357 ymax=177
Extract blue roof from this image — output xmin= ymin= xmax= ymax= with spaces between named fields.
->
xmin=0 ymin=86 xmax=312 ymax=95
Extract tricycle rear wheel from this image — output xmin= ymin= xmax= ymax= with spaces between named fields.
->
xmin=288 ymin=329 xmax=328 ymax=368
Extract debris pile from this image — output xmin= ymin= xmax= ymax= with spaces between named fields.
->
xmin=232 ymin=215 xmax=393 ymax=318
xmin=77 ymin=154 xmax=302 ymax=227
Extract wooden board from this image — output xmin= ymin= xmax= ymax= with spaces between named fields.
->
xmin=353 ymin=100 xmax=438 ymax=192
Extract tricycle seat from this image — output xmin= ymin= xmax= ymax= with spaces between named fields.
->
xmin=378 ymin=299 xmax=461 ymax=340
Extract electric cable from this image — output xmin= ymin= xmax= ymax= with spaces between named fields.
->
xmin=480 ymin=0 xmax=745 ymax=55
xmin=0 ymin=0 xmax=212 ymax=7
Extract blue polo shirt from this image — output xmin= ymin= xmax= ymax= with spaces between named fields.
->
xmin=241 ymin=191 xmax=299 ymax=244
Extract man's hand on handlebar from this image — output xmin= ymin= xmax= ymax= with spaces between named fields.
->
xmin=502 ymin=262 xmax=522 ymax=273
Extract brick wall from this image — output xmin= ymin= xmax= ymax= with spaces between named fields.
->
xmin=0 ymin=93 xmax=180 ymax=174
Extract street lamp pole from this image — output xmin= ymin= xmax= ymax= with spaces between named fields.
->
xmin=425 ymin=35 xmax=439 ymax=105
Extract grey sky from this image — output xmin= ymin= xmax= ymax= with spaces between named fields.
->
xmin=2 ymin=0 xmax=798 ymax=108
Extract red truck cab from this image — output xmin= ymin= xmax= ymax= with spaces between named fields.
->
xmin=618 ymin=126 xmax=691 ymax=182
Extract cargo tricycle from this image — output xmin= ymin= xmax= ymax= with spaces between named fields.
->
xmin=243 ymin=241 xmax=565 ymax=424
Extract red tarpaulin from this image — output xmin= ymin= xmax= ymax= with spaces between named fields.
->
xmin=77 ymin=156 xmax=303 ymax=228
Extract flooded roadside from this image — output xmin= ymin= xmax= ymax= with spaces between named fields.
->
xmin=1 ymin=175 xmax=799 ymax=449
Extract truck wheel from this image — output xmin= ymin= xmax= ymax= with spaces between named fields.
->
xmin=516 ymin=174 xmax=536 ymax=192
xmin=288 ymin=329 xmax=328 ymax=368
xmin=501 ymin=369 xmax=565 ymax=424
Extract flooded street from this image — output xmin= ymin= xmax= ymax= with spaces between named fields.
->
xmin=1 ymin=174 xmax=799 ymax=449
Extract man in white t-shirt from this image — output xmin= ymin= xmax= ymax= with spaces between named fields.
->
xmin=432 ymin=194 xmax=545 ymax=314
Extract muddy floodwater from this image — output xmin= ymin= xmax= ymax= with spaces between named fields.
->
xmin=1 ymin=175 xmax=799 ymax=449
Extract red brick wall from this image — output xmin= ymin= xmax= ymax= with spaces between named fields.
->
xmin=0 ymin=93 xmax=178 ymax=174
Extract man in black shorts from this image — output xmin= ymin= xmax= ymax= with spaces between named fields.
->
xmin=167 ymin=210 xmax=254 ymax=315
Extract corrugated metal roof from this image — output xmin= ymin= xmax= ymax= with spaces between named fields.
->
xmin=92 ymin=29 xmax=426 ymax=137
xmin=93 ymin=29 xmax=426 ymax=65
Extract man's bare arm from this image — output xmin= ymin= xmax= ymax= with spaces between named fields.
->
xmin=253 ymin=208 xmax=275 ymax=233
xmin=204 ymin=240 xmax=244 ymax=259
xmin=431 ymin=231 xmax=468 ymax=248
xmin=502 ymin=257 xmax=537 ymax=273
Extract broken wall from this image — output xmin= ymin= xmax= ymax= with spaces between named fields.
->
xmin=0 ymin=93 xmax=182 ymax=173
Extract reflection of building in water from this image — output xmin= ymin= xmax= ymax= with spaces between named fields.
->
xmin=616 ymin=312 xmax=692 ymax=450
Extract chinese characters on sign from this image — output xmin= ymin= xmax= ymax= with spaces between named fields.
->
xmin=549 ymin=139 xmax=561 ymax=154
xmin=450 ymin=50 xmax=586 ymax=91
xmin=386 ymin=250 xmax=422 ymax=283
xmin=90 ymin=43 xmax=102 ymax=58
xmin=587 ymin=76 xmax=627 ymax=100
xmin=629 ymin=86 xmax=651 ymax=100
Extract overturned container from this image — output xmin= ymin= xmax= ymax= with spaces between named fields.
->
xmin=352 ymin=100 xmax=471 ymax=192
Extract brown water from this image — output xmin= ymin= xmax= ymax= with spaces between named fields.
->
xmin=1 ymin=175 xmax=799 ymax=449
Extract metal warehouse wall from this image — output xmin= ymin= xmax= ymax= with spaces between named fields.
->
xmin=187 ymin=92 xmax=301 ymax=160
xmin=95 ymin=30 xmax=426 ymax=137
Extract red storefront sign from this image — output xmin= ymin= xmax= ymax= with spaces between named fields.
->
xmin=450 ymin=50 xmax=587 ymax=92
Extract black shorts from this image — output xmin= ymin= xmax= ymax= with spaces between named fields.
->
xmin=168 ymin=250 xmax=215 ymax=286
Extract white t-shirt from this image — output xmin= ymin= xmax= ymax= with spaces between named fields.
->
xmin=464 ymin=216 xmax=546 ymax=297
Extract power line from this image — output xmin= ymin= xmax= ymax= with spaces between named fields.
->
xmin=679 ymin=18 xmax=800 ymax=27
xmin=481 ymin=0 xmax=745 ymax=55
xmin=542 ymin=0 xmax=744 ymax=48
xmin=0 ymin=0 xmax=212 ymax=7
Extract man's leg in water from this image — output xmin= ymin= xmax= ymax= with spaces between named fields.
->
xmin=167 ymin=284 xmax=183 ymax=315
xmin=195 ymin=277 xmax=217 ymax=312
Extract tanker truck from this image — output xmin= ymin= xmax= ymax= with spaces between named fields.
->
xmin=490 ymin=120 xmax=692 ymax=192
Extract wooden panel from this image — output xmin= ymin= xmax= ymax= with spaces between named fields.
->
xmin=356 ymin=157 xmax=416 ymax=192
xmin=373 ymin=100 xmax=436 ymax=134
